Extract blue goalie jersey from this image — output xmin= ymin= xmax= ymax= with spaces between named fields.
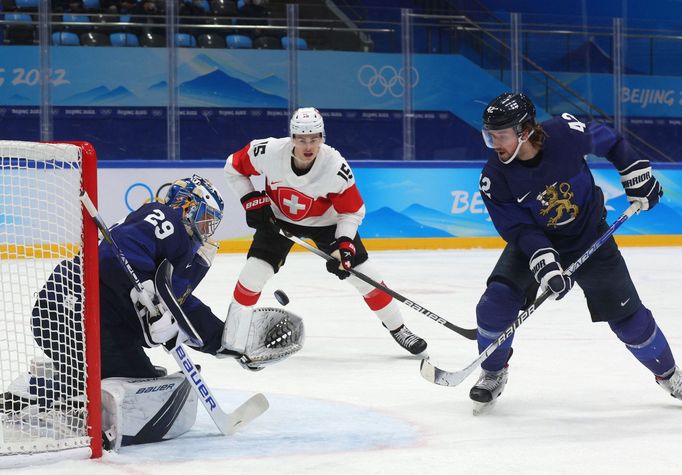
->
xmin=98 ymin=201 xmax=224 ymax=353
xmin=479 ymin=113 xmax=644 ymax=257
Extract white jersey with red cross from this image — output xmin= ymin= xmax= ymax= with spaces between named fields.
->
xmin=224 ymin=137 xmax=366 ymax=239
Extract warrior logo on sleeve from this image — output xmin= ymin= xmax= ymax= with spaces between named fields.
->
xmin=537 ymin=182 xmax=580 ymax=227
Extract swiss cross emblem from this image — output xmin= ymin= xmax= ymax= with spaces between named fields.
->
xmin=275 ymin=187 xmax=313 ymax=221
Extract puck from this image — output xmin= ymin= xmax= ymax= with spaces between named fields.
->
xmin=274 ymin=289 xmax=289 ymax=306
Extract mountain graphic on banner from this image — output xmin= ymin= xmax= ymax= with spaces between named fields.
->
xmin=178 ymin=69 xmax=287 ymax=106
xmin=63 ymin=85 xmax=136 ymax=104
xmin=8 ymin=94 xmax=32 ymax=104
xmin=402 ymin=204 xmax=493 ymax=236
xmin=361 ymin=207 xmax=453 ymax=238
xmin=607 ymin=196 xmax=682 ymax=234
xmin=250 ymin=74 xmax=288 ymax=97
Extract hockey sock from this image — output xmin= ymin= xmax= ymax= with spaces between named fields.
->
xmin=350 ymin=262 xmax=403 ymax=330
xmin=232 ymin=257 xmax=274 ymax=305
xmin=476 ymin=281 xmax=526 ymax=372
xmin=609 ymin=305 xmax=675 ymax=376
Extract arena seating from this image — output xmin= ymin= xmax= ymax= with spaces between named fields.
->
xmin=52 ymin=31 xmax=80 ymax=45
xmin=226 ymin=33 xmax=252 ymax=48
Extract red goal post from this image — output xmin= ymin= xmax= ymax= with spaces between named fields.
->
xmin=0 ymin=141 xmax=101 ymax=466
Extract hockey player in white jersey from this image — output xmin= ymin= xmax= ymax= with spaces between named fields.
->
xmin=223 ymin=107 xmax=427 ymax=356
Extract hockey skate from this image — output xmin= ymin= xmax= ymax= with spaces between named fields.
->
xmin=389 ymin=324 xmax=427 ymax=356
xmin=656 ymin=365 xmax=682 ymax=400
xmin=469 ymin=366 xmax=509 ymax=415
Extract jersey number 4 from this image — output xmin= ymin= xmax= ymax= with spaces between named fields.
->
xmin=561 ymin=113 xmax=586 ymax=132
xmin=144 ymin=209 xmax=175 ymax=239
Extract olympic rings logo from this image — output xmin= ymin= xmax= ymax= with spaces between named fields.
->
xmin=124 ymin=182 xmax=154 ymax=212
xmin=357 ymin=65 xmax=419 ymax=98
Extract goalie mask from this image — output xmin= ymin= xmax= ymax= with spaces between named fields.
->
xmin=290 ymin=107 xmax=325 ymax=140
xmin=482 ymin=92 xmax=537 ymax=164
xmin=165 ymin=174 xmax=224 ymax=243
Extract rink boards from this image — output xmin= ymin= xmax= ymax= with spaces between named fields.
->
xmin=95 ymin=160 xmax=682 ymax=250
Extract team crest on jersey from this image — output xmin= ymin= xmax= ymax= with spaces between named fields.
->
xmin=274 ymin=187 xmax=314 ymax=221
xmin=537 ymin=182 xmax=579 ymax=227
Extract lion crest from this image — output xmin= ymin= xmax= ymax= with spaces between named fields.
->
xmin=538 ymin=182 xmax=579 ymax=227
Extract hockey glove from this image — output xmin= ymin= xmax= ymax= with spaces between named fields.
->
xmin=130 ymin=280 xmax=179 ymax=345
xmin=619 ymin=161 xmax=663 ymax=211
xmin=240 ymin=191 xmax=279 ymax=234
xmin=530 ymin=248 xmax=573 ymax=301
xmin=326 ymin=236 xmax=356 ymax=280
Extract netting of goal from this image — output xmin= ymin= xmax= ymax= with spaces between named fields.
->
xmin=0 ymin=141 xmax=100 ymax=467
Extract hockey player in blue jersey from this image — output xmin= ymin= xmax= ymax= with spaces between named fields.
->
xmin=7 ymin=174 xmax=303 ymax=449
xmin=471 ymin=92 xmax=680 ymax=414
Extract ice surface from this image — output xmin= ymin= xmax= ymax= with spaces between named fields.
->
xmin=10 ymin=247 xmax=682 ymax=474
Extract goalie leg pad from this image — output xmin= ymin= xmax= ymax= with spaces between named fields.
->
xmin=101 ymin=371 xmax=198 ymax=451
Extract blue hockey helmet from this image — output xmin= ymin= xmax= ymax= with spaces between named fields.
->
xmin=165 ymin=174 xmax=224 ymax=243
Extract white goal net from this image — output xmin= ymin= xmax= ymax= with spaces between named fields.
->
xmin=0 ymin=141 xmax=100 ymax=465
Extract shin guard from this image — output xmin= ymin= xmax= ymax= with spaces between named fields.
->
xmin=609 ymin=305 xmax=675 ymax=376
xmin=476 ymin=281 xmax=525 ymax=372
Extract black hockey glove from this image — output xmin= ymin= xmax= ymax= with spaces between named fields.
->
xmin=530 ymin=248 xmax=573 ymax=301
xmin=326 ymin=236 xmax=356 ymax=280
xmin=240 ymin=191 xmax=279 ymax=234
xmin=619 ymin=161 xmax=663 ymax=211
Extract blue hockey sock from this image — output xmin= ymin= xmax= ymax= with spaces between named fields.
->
xmin=476 ymin=281 xmax=525 ymax=372
xmin=609 ymin=305 xmax=675 ymax=376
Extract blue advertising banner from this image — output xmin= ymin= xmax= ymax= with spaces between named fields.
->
xmin=0 ymin=48 xmax=509 ymax=126
xmin=2 ymin=47 xmax=682 ymax=161
xmin=93 ymin=160 xmax=682 ymax=244
xmin=353 ymin=162 xmax=682 ymax=238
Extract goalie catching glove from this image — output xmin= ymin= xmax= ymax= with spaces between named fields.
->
xmin=130 ymin=280 xmax=179 ymax=346
xmin=619 ymin=160 xmax=663 ymax=211
xmin=530 ymin=248 xmax=573 ymax=301
xmin=218 ymin=303 xmax=305 ymax=371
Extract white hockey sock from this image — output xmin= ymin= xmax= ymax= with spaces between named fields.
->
xmin=372 ymin=300 xmax=403 ymax=331
xmin=232 ymin=257 xmax=274 ymax=306
xmin=349 ymin=261 xmax=404 ymax=331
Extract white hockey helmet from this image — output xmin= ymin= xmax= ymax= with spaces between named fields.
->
xmin=289 ymin=107 xmax=325 ymax=139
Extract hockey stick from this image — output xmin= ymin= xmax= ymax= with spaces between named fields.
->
xmin=80 ymin=192 xmax=269 ymax=435
xmin=420 ymin=201 xmax=642 ymax=387
xmin=279 ymin=228 xmax=477 ymax=340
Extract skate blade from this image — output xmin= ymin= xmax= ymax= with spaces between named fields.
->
xmin=472 ymin=399 xmax=497 ymax=416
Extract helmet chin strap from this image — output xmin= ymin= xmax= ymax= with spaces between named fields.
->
xmin=500 ymin=129 xmax=535 ymax=165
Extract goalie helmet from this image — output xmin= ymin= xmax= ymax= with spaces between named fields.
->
xmin=165 ymin=174 xmax=224 ymax=243
xmin=289 ymin=107 xmax=325 ymax=139
xmin=482 ymin=92 xmax=536 ymax=133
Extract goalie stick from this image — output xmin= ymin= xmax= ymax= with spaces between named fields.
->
xmin=420 ymin=201 xmax=641 ymax=387
xmin=80 ymin=191 xmax=269 ymax=436
xmin=279 ymin=228 xmax=477 ymax=340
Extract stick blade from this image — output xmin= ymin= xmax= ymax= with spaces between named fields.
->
xmin=225 ymin=393 xmax=269 ymax=435
xmin=419 ymin=358 xmax=470 ymax=387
